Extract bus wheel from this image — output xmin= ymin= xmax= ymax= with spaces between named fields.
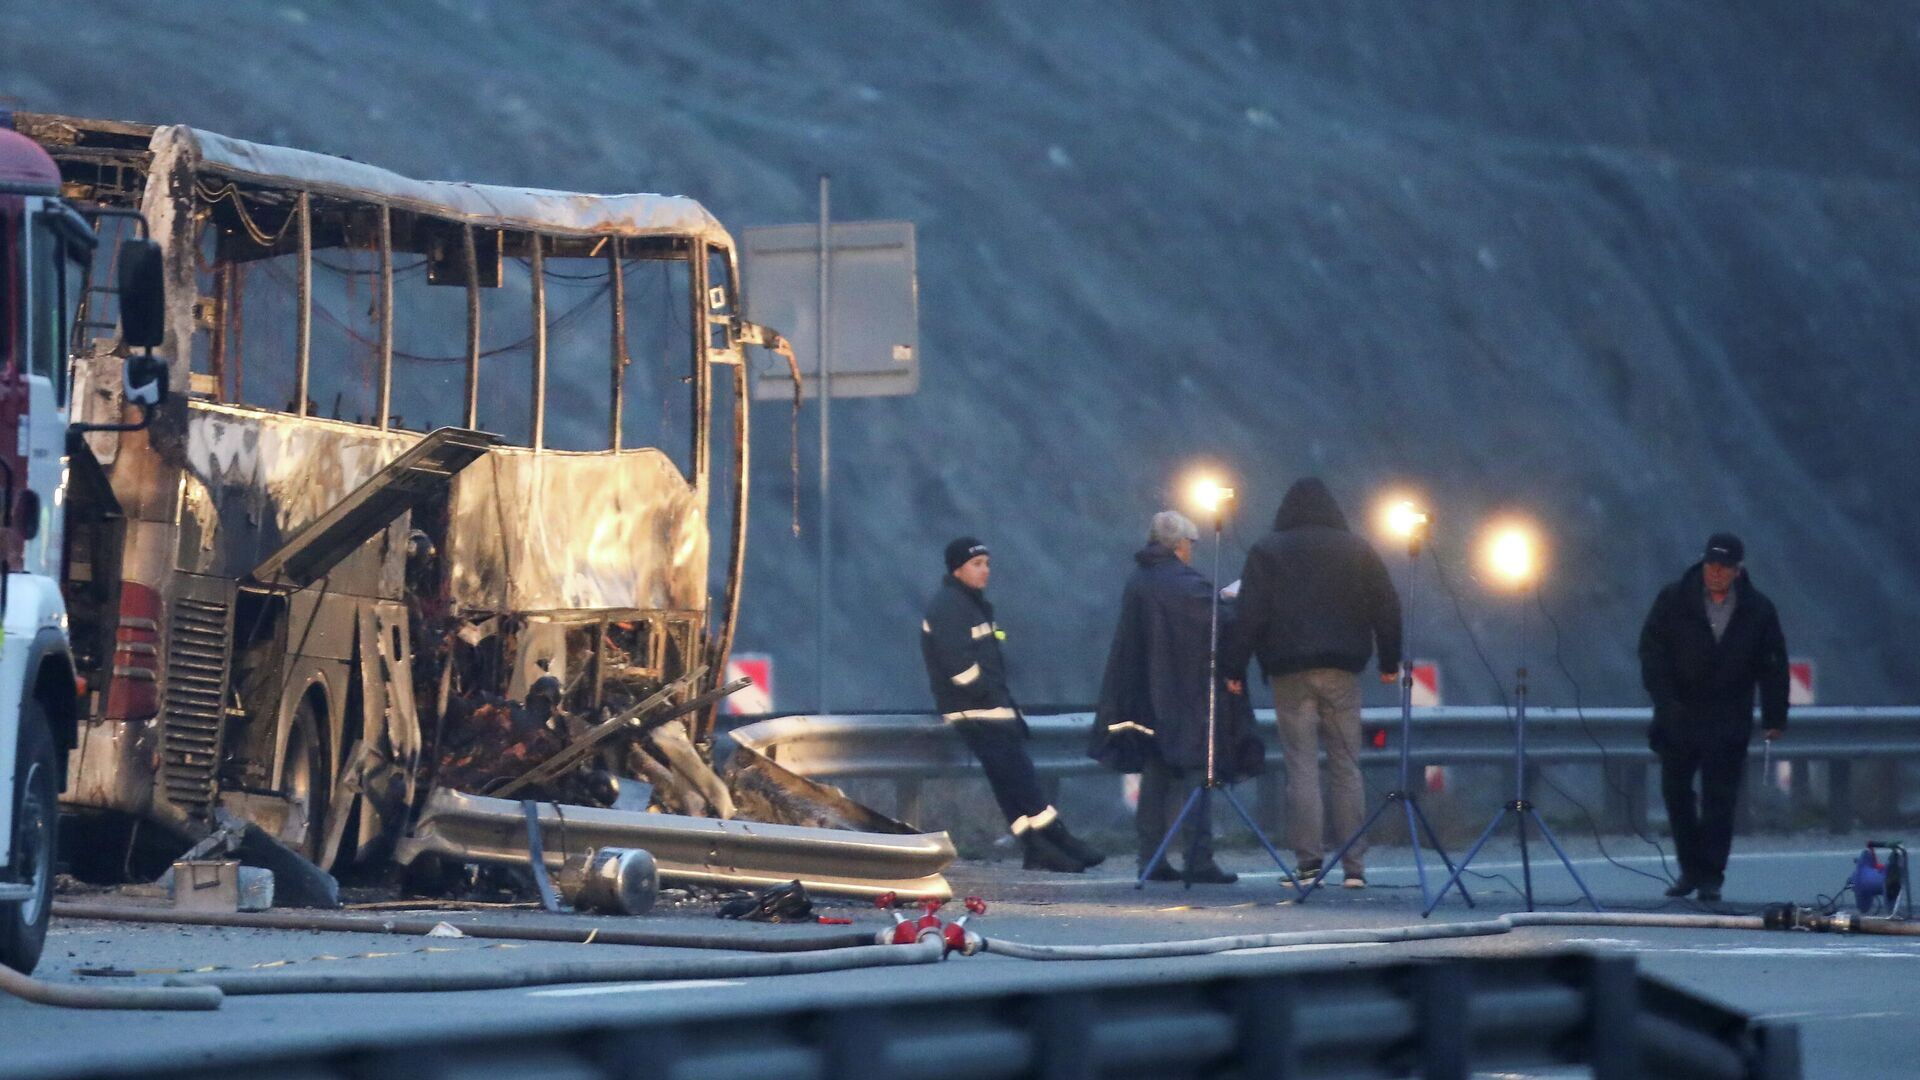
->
xmin=0 ymin=701 xmax=57 ymax=973
xmin=278 ymin=698 xmax=327 ymax=864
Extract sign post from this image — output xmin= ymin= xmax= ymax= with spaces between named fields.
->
xmin=743 ymin=214 xmax=919 ymax=713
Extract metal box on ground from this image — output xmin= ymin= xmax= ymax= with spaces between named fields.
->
xmin=167 ymin=860 xmax=274 ymax=912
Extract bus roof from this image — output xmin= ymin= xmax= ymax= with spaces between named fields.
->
xmin=157 ymin=124 xmax=735 ymax=248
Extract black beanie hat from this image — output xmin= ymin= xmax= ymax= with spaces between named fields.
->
xmin=1702 ymin=532 xmax=1745 ymax=566
xmin=945 ymin=536 xmax=989 ymax=573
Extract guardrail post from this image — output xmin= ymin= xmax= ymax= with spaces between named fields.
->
xmin=1587 ymin=955 xmax=1639 ymax=1079
xmin=1860 ymin=760 xmax=1898 ymax=826
xmin=816 ymin=1005 xmax=883 ymax=1079
xmin=1257 ymin=772 xmax=1283 ymax=837
xmin=1415 ymin=964 xmax=1470 ymax=1080
xmin=1235 ymin=975 xmax=1298 ymax=1077
xmin=1039 ymin=775 xmax=1061 ymax=812
xmin=1828 ymin=759 xmax=1853 ymax=834
xmin=1753 ymin=1019 xmax=1804 ymax=1080
xmin=1603 ymin=762 xmax=1647 ymax=834
xmin=1031 ymin=991 xmax=1097 ymax=1080
xmin=895 ymin=778 xmax=923 ymax=828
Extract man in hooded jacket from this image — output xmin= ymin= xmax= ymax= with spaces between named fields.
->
xmin=1639 ymin=533 xmax=1788 ymax=902
xmin=1091 ymin=511 xmax=1261 ymax=884
xmin=1223 ymin=478 xmax=1400 ymax=887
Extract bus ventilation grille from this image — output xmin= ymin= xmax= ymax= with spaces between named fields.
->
xmin=159 ymin=597 xmax=233 ymax=821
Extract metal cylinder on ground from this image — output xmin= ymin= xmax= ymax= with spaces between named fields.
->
xmin=557 ymin=848 xmax=658 ymax=916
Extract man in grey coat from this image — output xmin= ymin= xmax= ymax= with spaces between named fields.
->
xmin=1091 ymin=511 xmax=1261 ymax=884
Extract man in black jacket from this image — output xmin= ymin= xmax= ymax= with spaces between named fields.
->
xmin=1091 ymin=511 xmax=1260 ymax=884
xmin=1223 ymin=479 xmax=1400 ymax=887
xmin=922 ymin=537 xmax=1104 ymax=872
xmin=1639 ymin=533 xmax=1788 ymax=902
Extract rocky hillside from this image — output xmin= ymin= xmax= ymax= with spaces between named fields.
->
xmin=8 ymin=1 xmax=1918 ymax=710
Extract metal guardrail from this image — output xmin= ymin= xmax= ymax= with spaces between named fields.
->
xmin=731 ymin=707 xmax=1920 ymax=832
xmin=395 ymin=789 xmax=957 ymax=900
xmin=123 ymin=952 xmax=1799 ymax=1080
xmin=733 ymin=707 xmax=1920 ymax=777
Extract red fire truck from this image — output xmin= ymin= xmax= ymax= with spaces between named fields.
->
xmin=0 ymin=120 xmax=167 ymax=972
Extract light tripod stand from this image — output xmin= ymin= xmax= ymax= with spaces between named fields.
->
xmin=1137 ymin=480 xmax=1306 ymax=895
xmin=1423 ymin=529 xmax=1600 ymax=915
xmin=1298 ymin=505 xmax=1470 ymax=907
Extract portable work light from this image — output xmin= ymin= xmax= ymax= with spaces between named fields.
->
xmin=1483 ymin=522 xmax=1540 ymax=589
xmin=1139 ymin=468 xmax=1302 ymax=894
xmin=1378 ymin=497 xmax=1431 ymax=558
xmin=1387 ymin=500 xmax=1429 ymax=539
xmin=1188 ymin=476 xmax=1234 ymax=522
xmin=1428 ymin=515 xmax=1600 ymax=916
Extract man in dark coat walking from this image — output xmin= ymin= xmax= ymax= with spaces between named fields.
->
xmin=1223 ymin=478 xmax=1400 ymax=887
xmin=1639 ymin=532 xmax=1788 ymax=902
xmin=922 ymin=536 xmax=1105 ymax=872
xmin=1092 ymin=511 xmax=1260 ymax=884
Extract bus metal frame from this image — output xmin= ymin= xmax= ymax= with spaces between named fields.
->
xmin=20 ymin=113 xmax=769 ymax=871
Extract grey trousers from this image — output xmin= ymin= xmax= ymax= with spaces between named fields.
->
xmin=1272 ymin=669 xmax=1365 ymax=874
xmin=1136 ymin=756 xmax=1212 ymax=868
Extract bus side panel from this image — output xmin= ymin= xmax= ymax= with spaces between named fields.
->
xmin=444 ymin=448 xmax=707 ymax=614
xmin=181 ymin=403 xmax=418 ymax=585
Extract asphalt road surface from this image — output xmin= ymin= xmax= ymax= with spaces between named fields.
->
xmin=3 ymin=833 xmax=1909 ymax=1078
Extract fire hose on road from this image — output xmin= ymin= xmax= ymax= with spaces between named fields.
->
xmin=0 ymin=962 xmax=221 ymax=1011
xmin=978 ymin=910 xmax=1774 ymax=961
xmin=18 ymin=898 xmax=1920 ymax=1005
xmin=53 ymin=900 xmax=881 ymax=953
xmin=164 ymin=937 xmax=948 ymax=996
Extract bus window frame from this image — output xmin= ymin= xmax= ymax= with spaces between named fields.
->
xmin=188 ymin=176 xmax=711 ymax=487
xmin=612 ymin=237 xmax=701 ymax=485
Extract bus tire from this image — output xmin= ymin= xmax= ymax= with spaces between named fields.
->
xmin=279 ymin=696 xmax=327 ymax=865
xmin=0 ymin=701 xmax=57 ymax=973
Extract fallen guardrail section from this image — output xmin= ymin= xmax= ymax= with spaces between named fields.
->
xmin=127 ymin=951 xmax=1798 ymax=1079
xmin=394 ymin=788 xmax=957 ymax=901
xmin=732 ymin=706 xmax=1920 ymax=832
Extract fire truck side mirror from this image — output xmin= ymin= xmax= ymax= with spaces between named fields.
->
xmin=13 ymin=490 xmax=39 ymax=541
xmin=118 ymin=239 xmax=166 ymax=350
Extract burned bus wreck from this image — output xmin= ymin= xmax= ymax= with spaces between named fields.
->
xmin=20 ymin=114 xmax=953 ymax=897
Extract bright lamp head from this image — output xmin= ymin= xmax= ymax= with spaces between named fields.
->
xmin=1187 ymin=475 xmax=1235 ymax=517
xmin=1386 ymin=500 xmax=1429 ymax=540
xmin=1483 ymin=521 xmax=1541 ymax=588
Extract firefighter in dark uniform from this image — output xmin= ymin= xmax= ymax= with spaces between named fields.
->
xmin=922 ymin=537 xmax=1105 ymax=872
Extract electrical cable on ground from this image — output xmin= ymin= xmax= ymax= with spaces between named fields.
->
xmin=1535 ymin=591 xmax=1681 ymax=885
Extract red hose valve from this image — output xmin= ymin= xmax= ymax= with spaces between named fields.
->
xmin=942 ymin=921 xmax=983 ymax=955
xmin=873 ymin=895 xmax=988 ymax=956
